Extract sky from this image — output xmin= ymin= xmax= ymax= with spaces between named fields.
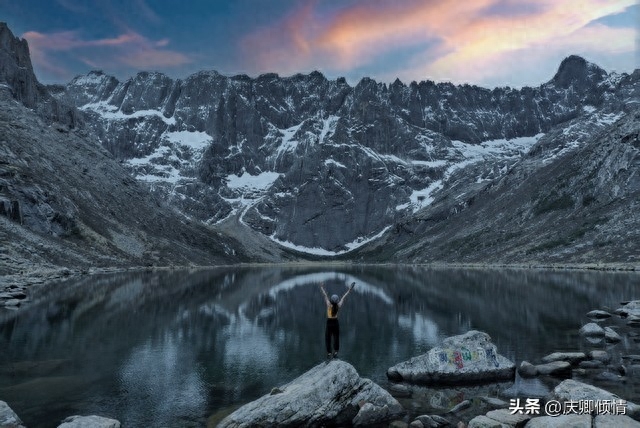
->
xmin=1 ymin=0 xmax=638 ymax=88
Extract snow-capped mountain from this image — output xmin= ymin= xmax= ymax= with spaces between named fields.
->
xmin=50 ymin=54 xmax=638 ymax=256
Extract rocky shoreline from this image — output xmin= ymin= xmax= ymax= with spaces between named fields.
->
xmin=212 ymin=302 xmax=640 ymax=428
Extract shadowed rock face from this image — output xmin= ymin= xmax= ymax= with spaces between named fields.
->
xmin=218 ymin=359 xmax=404 ymax=427
xmin=0 ymin=22 xmax=79 ymax=127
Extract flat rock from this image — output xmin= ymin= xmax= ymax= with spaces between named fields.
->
xmin=218 ymin=360 xmax=403 ymax=427
xmin=578 ymin=360 xmax=604 ymax=369
xmin=468 ymin=415 xmax=510 ymax=428
xmin=589 ymin=350 xmax=611 ymax=364
xmin=57 ymin=415 xmax=121 ymax=428
xmin=587 ymin=310 xmax=612 ymax=319
xmin=594 ymin=414 xmax=640 ymax=427
xmin=0 ymin=400 xmax=24 ymax=428
xmin=387 ymin=331 xmax=515 ymax=385
xmin=540 ymin=352 xmax=586 ymax=365
xmin=535 ymin=361 xmax=572 ymax=377
xmin=484 ymin=409 xmax=532 ymax=426
xmin=525 ymin=414 xmax=591 ymax=427
xmin=579 ymin=323 xmax=605 ymax=337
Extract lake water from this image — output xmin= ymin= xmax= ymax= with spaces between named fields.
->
xmin=1 ymin=266 xmax=639 ymax=427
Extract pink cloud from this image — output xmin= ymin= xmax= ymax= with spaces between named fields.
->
xmin=22 ymin=29 xmax=190 ymax=80
xmin=240 ymin=0 xmax=637 ymax=84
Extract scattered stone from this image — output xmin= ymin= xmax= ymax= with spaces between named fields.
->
xmin=579 ymin=323 xmax=605 ymax=337
xmin=578 ymin=360 xmax=604 ymax=369
xmin=0 ymin=400 xmax=24 ymax=428
xmin=388 ymin=383 xmax=412 ymax=398
xmin=518 ymin=361 xmax=537 ymax=378
xmin=540 ymin=352 xmax=586 ymax=365
xmin=57 ymin=415 xmax=120 ymax=428
xmin=390 ymin=421 xmax=409 ymax=428
xmin=479 ymin=396 xmax=508 ymax=409
xmin=483 ymin=409 xmax=532 ymax=426
xmin=448 ymin=400 xmax=472 ymax=414
xmin=593 ymin=371 xmax=624 ymax=384
xmin=622 ymin=355 xmax=640 ymax=364
xmin=615 ymin=301 xmax=640 ymax=319
xmin=525 ymin=414 xmax=591 ymax=427
xmin=594 ymin=414 xmax=640 ymax=427
xmin=590 ymin=350 xmax=611 ymax=364
xmin=387 ymin=331 xmax=515 ymax=385
xmin=604 ymin=327 xmax=622 ymax=343
xmin=587 ymin=310 xmax=612 ymax=319
xmin=627 ymin=316 xmax=640 ymax=328
xmin=414 ymin=415 xmax=437 ymax=427
xmin=468 ymin=415 xmax=510 ymax=428
xmin=409 ymin=420 xmax=425 ymax=428
xmin=218 ymin=360 xmax=403 ymax=427
xmin=3 ymin=299 xmax=21 ymax=307
xmin=535 ymin=361 xmax=572 ymax=377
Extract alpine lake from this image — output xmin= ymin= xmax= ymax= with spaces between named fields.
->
xmin=1 ymin=265 xmax=640 ymax=427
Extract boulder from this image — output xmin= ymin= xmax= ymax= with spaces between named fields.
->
xmin=0 ymin=401 xmax=24 ymax=428
xmin=615 ymin=301 xmax=640 ymax=318
xmin=518 ymin=361 xmax=537 ymax=378
xmin=218 ymin=360 xmax=403 ymax=427
xmin=604 ymin=327 xmax=622 ymax=343
xmin=594 ymin=414 xmax=640 ymax=427
xmin=551 ymin=379 xmax=640 ymax=417
xmin=525 ymin=414 xmax=591 ymax=427
xmin=468 ymin=415 xmax=510 ymax=427
xmin=387 ymin=331 xmax=515 ymax=385
xmin=579 ymin=323 xmax=605 ymax=337
xmin=540 ymin=352 xmax=586 ymax=365
xmin=57 ymin=415 xmax=121 ymax=428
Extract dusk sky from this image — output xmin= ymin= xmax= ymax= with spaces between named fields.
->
xmin=1 ymin=0 xmax=638 ymax=88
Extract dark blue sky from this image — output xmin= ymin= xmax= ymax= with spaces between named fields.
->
xmin=1 ymin=0 xmax=637 ymax=87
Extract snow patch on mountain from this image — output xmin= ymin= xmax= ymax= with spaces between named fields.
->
xmin=270 ymin=225 xmax=391 ymax=256
xmin=398 ymin=134 xmax=544 ymax=212
xmin=81 ymin=101 xmax=176 ymax=125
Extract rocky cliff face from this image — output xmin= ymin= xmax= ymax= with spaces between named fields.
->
xmin=354 ymin=109 xmax=640 ymax=264
xmin=0 ymin=22 xmax=79 ymax=127
xmin=53 ymin=51 xmax=639 ymax=255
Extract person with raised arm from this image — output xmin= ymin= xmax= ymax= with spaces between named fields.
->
xmin=319 ymin=281 xmax=355 ymax=359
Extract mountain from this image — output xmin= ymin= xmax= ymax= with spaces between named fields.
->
xmin=1 ymin=20 xmax=638 ymax=269
xmin=352 ymin=109 xmax=640 ymax=264
xmin=51 ymin=50 xmax=639 ymax=256
xmin=0 ymin=23 xmax=293 ymax=277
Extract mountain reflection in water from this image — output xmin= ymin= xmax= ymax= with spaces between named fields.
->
xmin=1 ymin=266 xmax=639 ymax=427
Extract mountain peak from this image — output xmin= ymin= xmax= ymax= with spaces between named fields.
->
xmin=552 ymin=55 xmax=607 ymax=88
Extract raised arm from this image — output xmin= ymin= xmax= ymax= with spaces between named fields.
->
xmin=339 ymin=282 xmax=355 ymax=306
xmin=319 ymin=283 xmax=330 ymax=306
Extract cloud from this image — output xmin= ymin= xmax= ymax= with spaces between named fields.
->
xmin=240 ymin=0 xmax=637 ymax=85
xmin=22 ymin=29 xmax=190 ymax=81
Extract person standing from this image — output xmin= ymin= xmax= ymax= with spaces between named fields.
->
xmin=319 ymin=281 xmax=355 ymax=359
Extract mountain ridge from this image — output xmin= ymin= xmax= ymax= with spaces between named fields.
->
xmin=1 ymin=20 xmax=638 ymax=270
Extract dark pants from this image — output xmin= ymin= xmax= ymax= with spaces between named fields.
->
xmin=325 ymin=318 xmax=340 ymax=354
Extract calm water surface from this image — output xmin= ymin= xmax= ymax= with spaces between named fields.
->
xmin=1 ymin=266 xmax=639 ymax=427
